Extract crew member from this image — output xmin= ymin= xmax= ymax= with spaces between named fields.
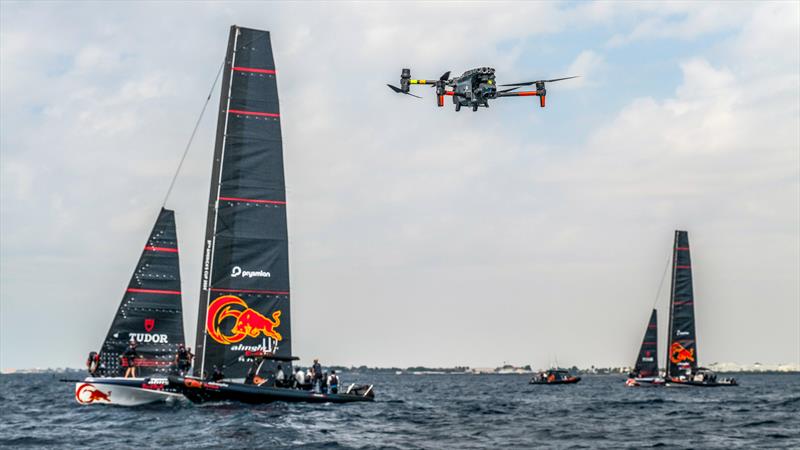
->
xmin=175 ymin=344 xmax=191 ymax=375
xmin=294 ymin=368 xmax=305 ymax=389
xmin=210 ymin=365 xmax=225 ymax=382
xmin=86 ymin=351 xmax=100 ymax=376
xmin=312 ymin=358 xmax=323 ymax=393
xmin=275 ymin=364 xmax=286 ymax=387
xmin=122 ymin=339 xmax=139 ymax=378
xmin=321 ymin=371 xmax=329 ymax=394
xmin=328 ymin=370 xmax=339 ymax=394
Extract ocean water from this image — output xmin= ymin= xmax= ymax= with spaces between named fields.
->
xmin=1 ymin=372 xmax=798 ymax=449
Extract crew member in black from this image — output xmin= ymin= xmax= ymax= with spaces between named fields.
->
xmin=175 ymin=344 xmax=191 ymax=375
xmin=122 ymin=340 xmax=139 ymax=378
xmin=321 ymin=371 xmax=329 ymax=394
xmin=312 ymin=358 xmax=323 ymax=393
xmin=86 ymin=351 xmax=100 ymax=376
xmin=210 ymin=365 xmax=225 ymax=382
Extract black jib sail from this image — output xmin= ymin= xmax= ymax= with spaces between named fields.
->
xmin=194 ymin=25 xmax=292 ymax=380
xmin=99 ymin=208 xmax=185 ymax=376
xmin=666 ymin=230 xmax=698 ymax=378
xmin=633 ymin=309 xmax=659 ymax=378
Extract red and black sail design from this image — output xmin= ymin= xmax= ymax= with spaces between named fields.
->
xmin=99 ymin=208 xmax=185 ymax=376
xmin=194 ymin=26 xmax=292 ymax=379
xmin=666 ymin=230 xmax=698 ymax=378
xmin=633 ymin=309 xmax=658 ymax=378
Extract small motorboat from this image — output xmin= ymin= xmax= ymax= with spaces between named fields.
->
xmin=529 ymin=369 xmax=581 ymax=385
xmin=169 ymin=353 xmax=374 ymax=404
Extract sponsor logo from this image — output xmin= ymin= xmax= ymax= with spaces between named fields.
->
xmin=676 ymin=329 xmax=690 ymax=336
xmin=205 ymin=295 xmax=282 ymax=345
xmin=129 ymin=332 xmax=169 ymax=344
xmin=642 ymin=357 xmax=655 ymax=362
xmin=670 ymin=342 xmax=695 ymax=364
xmin=144 ymin=318 xmax=155 ymax=332
xmin=230 ymin=266 xmax=271 ymax=278
xmin=75 ymin=383 xmax=111 ymax=404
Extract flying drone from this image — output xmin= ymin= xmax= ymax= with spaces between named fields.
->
xmin=387 ymin=67 xmax=578 ymax=111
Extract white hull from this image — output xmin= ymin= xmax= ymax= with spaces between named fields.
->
xmin=75 ymin=377 xmax=181 ymax=406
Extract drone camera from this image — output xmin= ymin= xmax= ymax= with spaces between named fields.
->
xmin=400 ymin=68 xmax=411 ymax=93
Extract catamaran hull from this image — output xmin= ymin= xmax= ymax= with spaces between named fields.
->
xmin=75 ymin=377 xmax=182 ymax=406
xmin=625 ymin=377 xmax=665 ymax=387
xmin=168 ymin=376 xmax=374 ymax=404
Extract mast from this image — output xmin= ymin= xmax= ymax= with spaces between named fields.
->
xmin=99 ymin=208 xmax=185 ymax=376
xmin=194 ymin=26 xmax=291 ymax=379
xmin=633 ymin=309 xmax=658 ymax=377
xmin=666 ymin=230 xmax=698 ymax=378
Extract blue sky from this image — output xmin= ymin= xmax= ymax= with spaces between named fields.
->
xmin=1 ymin=1 xmax=798 ymax=370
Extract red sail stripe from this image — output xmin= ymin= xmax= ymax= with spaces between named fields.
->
xmin=127 ymin=288 xmax=181 ymax=295
xmin=228 ymin=109 xmax=280 ymax=118
xmin=233 ymin=67 xmax=276 ymax=75
xmin=676 ymin=247 xmax=690 ymax=250
xmin=642 ymin=341 xmax=657 ymax=345
xmin=673 ymin=301 xmax=694 ymax=305
xmin=676 ymin=265 xmax=691 ymax=269
xmin=210 ymin=288 xmax=289 ymax=295
xmin=218 ymin=196 xmax=286 ymax=205
xmin=144 ymin=246 xmax=178 ymax=253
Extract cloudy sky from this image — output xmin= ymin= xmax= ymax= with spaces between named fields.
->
xmin=1 ymin=1 xmax=798 ymax=370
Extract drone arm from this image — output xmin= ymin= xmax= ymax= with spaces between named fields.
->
xmin=496 ymin=90 xmax=546 ymax=107
xmin=409 ymin=79 xmax=439 ymax=86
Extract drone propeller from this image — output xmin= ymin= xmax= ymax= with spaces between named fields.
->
xmin=387 ymin=84 xmax=421 ymax=98
xmin=500 ymin=76 xmax=579 ymax=88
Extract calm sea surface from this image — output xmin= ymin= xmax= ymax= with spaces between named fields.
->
xmin=1 ymin=372 xmax=799 ymax=449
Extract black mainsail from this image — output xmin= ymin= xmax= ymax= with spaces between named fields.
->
xmin=99 ymin=208 xmax=185 ymax=376
xmin=666 ymin=230 xmax=698 ymax=378
xmin=633 ymin=309 xmax=659 ymax=378
xmin=193 ymin=25 xmax=292 ymax=380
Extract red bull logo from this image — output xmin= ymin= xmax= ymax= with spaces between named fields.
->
xmin=206 ymin=295 xmax=282 ymax=345
xmin=75 ymin=383 xmax=111 ymax=404
xmin=670 ymin=342 xmax=695 ymax=364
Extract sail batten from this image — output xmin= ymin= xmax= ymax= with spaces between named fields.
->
xmin=194 ymin=26 xmax=292 ymax=379
xmin=666 ymin=230 xmax=699 ymax=378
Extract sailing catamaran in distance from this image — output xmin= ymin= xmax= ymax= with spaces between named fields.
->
xmin=74 ymin=208 xmax=186 ymax=406
xmin=625 ymin=309 xmax=664 ymax=387
xmin=166 ymin=25 xmax=373 ymax=403
xmin=665 ymin=230 xmax=737 ymax=387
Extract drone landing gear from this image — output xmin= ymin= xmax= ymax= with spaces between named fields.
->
xmin=472 ymin=105 xmax=478 ymax=112
xmin=455 ymin=103 xmax=461 ymax=112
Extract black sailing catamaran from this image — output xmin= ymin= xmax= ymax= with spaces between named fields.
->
xmin=75 ymin=208 xmax=186 ymax=405
xmin=166 ymin=25 xmax=373 ymax=403
xmin=625 ymin=309 xmax=664 ymax=386
xmin=664 ymin=230 xmax=736 ymax=387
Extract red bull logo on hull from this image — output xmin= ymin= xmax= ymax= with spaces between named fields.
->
xmin=75 ymin=383 xmax=112 ymax=404
xmin=206 ymin=295 xmax=282 ymax=345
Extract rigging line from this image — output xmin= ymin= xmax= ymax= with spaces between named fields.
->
xmin=161 ymin=58 xmax=226 ymax=208
xmin=651 ymin=250 xmax=672 ymax=310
